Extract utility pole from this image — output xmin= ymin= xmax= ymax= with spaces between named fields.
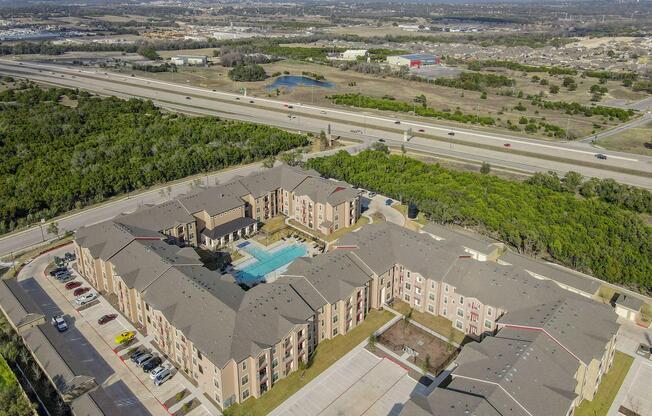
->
xmin=39 ymin=218 xmax=45 ymax=242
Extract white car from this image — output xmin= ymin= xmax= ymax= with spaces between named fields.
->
xmin=149 ymin=365 xmax=168 ymax=380
xmin=75 ymin=292 xmax=98 ymax=306
xmin=51 ymin=315 xmax=68 ymax=332
xmin=154 ymin=369 xmax=172 ymax=386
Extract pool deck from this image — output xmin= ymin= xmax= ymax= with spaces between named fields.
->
xmin=229 ymin=237 xmax=321 ymax=284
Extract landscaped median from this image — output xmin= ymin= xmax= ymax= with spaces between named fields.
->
xmin=574 ymin=351 xmax=634 ymax=416
xmin=223 ymin=309 xmax=394 ymax=416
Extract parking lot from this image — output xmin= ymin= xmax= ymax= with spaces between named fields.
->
xmin=269 ymin=346 xmax=428 ymax=416
xmin=18 ymin=245 xmax=219 ymax=416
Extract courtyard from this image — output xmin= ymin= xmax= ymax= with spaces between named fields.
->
xmin=378 ymin=320 xmax=458 ymax=375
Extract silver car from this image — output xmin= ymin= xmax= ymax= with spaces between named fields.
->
xmin=134 ymin=353 xmax=153 ymax=367
xmin=154 ymin=369 xmax=172 ymax=386
xmin=149 ymin=365 xmax=167 ymax=380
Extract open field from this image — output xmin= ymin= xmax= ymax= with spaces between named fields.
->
xmin=122 ymin=58 xmax=634 ymax=139
xmin=0 ymin=354 xmax=18 ymax=389
xmin=598 ymin=120 xmax=652 ymax=156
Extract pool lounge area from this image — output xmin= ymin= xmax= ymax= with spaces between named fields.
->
xmin=232 ymin=238 xmax=315 ymax=286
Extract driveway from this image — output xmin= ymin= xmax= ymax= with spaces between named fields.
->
xmin=18 ymin=244 xmax=220 ymax=416
xmin=362 ymin=194 xmax=405 ymax=227
xmin=269 ymin=347 xmax=427 ymax=416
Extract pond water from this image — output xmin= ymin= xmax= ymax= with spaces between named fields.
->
xmin=267 ymin=75 xmax=335 ymax=91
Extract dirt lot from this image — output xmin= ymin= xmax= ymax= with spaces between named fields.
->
xmin=379 ymin=320 xmax=456 ymax=373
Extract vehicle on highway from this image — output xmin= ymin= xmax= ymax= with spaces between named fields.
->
xmin=143 ymin=357 xmax=162 ymax=373
xmin=448 ymin=131 xmax=455 ymax=136
xmin=64 ymin=252 xmax=76 ymax=262
xmin=418 ymin=129 xmax=425 ymax=133
xmin=394 ymin=121 xmax=401 ymax=124
xmin=65 ymin=281 xmax=82 ymax=290
xmin=51 ymin=315 xmax=68 ymax=332
xmin=135 ymin=353 xmax=153 ymax=367
xmin=150 ymin=365 xmax=168 ymax=380
xmin=131 ymin=74 xmax=135 ymax=77
xmin=378 ymin=139 xmax=386 ymax=142
xmin=73 ymin=287 xmax=90 ymax=297
xmin=212 ymin=89 xmax=216 ymax=92
xmin=596 ymin=153 xmax=607 ymax=160
xmin=504 ymin=143 xmax=511 ymax=148
xmin=385 ymin=199 xmax=393 ymax=206
xmin=49 ymin=267 xmax=67 ymax=276
xmin=350 ymin=129 xmax=362 ymax=133
xmin=320 ymin=111 xmax=326 ymax=114
xmin=115 ymin=331 xmax=136 ymax=345
xmin=130 ymin=348 xmax=148 ymax=362
xmin=98 ymin=314 xmax=118 ymax=325
xmin=287 ymin=105 xmax=293 ymax=109
xmin=249 ymin=100 xmax=254 ymax=104
xmin=636 ymin=344 xmax=651 ymax=359
xmin=185 ymin=96 xmax=191 ymax=100
xmin=235 ymin=97 xmax=240 ymax=100
xmin=154 ymin=369 xmax=173 ymax=386
xmin=75 ymin=292 xmax=97 ymax=306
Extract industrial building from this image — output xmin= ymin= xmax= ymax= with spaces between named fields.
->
xmin=170 ymin=55 xmax=208 ymax=66
xmin=387 ymin=53 xmax=440 ymax=68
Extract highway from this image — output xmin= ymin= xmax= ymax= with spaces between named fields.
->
xmin=0 ymin=59 xmax=650 ymax=258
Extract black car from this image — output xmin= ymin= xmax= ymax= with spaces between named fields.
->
xmin=49 ymin=267 xmax=67 ymax=276
xmin=64 ymin=252 xmax=76 ymax=262
xmin=142 ymin=357 xmax=162 ymax=373
xmin=596 ymin=153 xmax=607 ymax=160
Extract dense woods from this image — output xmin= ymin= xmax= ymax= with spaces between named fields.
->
xmin=0 ymin=86 xmax=308 ymax=234
xmin=307 ymin=150 xmax=652 ymax=293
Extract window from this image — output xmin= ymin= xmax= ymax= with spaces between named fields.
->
xmin=429 ymin=293 xmax=435 ymax=301
xmin=415 ymin=298 xmax=421 ymax=306
xmin=332 ymin=315 xmax=338 ymax=324
xmin=428 ymin=304 xmax=434 ymax=313
xmin=484 ymin=319 xmax=492 ymax=329
xmin=405 ymin=283 xmax=411 ymax=290
xmin=444 ymin=296 xmax=448 ymax=304
xmin=197 ymin=351 xmax=202 ymax=360
xmin=259 ymin=355 xmax=266 ymax=368
xmin=242 ymin=389 xmax=249 ymax=400
xmin=333 ymin=328 xmax=338 ymax=336
xmin=457 ymin=308 xmax=464 ymax=318
xmin=241 ymin=375 xmax=248 ymax=385
xmin=430 ymin=281 xmax=435 ymax=289
xmin=272 ymin=358 xmax=278 ymax=368
xmin=242 ymin=361 xmax=247 ymax=371
xmin=198 ymin=365 xmax=203 ymax=374
xmin=459 ymin=296 xmax=464 ymax=304
xmin=444 ymin=284 xmax=449 ymax=292
xmin=456 ymin=320 xmax=463 ymax=330
xmin=487 ymin=307 xmax=493 ymax=317
xmin=415 ymin=287 xmax=421 ymax=295
xmin=443 ymin=308 xmax=447 ymax=316
xmin=272 ymin=372 xmax=279 ymax=382
xmin=404 ymin=294 xmax=411 ymax=302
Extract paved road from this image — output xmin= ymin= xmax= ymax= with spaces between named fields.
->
xmin=1 ymin=59 xmax=651 ymax=191
xmin=579 ymin=112 xmax=652 ymax=143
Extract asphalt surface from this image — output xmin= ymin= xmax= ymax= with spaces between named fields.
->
xmin=0 ymin=59 xmax=650 ymax=258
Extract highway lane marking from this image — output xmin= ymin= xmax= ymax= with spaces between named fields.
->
xmin=0 ymin=60 xmax=639 ymax=162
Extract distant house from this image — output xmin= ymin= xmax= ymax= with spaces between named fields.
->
xmin=170 ymin=55 xmax=208 ymax=66
xmin=342 ymin=49 xmax=368 ymax=60
xmin=387 ymin=53 xmax=440 ymax=68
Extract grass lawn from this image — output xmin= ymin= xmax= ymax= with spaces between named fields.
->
xmin=0 ymin=354 xmax=18 ymax=389
xmin=392 ymin=204 xmax=428 ymax=226
xmin=574 ymin=351 xmax=634 ymax=416
xmin=223 ymin=309 xmax=394 ymax=416
xmin=392 ymin=301 xmax=467 ymax=345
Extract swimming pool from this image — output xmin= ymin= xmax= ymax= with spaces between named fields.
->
xmin=235 ymin=243 xmax=307 ymax=285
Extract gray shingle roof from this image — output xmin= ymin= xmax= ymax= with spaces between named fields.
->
xmin=116 ymin=200 xmax=195 ymax=232
xmin=202 ymin=217 xmax=257 ymax=240
xmin=74 ymin=221 xmax=140 ymax=260
xmin=615 ymin=294 xmax=644 ymax=311
xmin=421 ymin=222 xmax=501 ymax=256
xmin=178 ymin=186 xmax=245 ymax=216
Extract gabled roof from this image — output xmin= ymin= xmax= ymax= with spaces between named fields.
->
xmin=74 ymin=221 xmax=142 ymax=260
xmin=178 ymin=186 xmax=244 ymax=216
xmin=116 ymin=200 xmax=195 ymax=232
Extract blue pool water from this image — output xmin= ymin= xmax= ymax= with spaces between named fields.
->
xmin=235 ymin=243 xmax=307 ymax=285
xmin=266 ymin=75 xmax=334 ymax=91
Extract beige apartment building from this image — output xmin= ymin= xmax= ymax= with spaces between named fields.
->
xmin=74 ymin=185 xmax=618 ymax=413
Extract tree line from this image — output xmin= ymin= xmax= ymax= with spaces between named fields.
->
xmin=467 ymin=59 xmax=577 ymax=75
xmin=306 ymin=150 xmax=652 ymax=293
xmin=0 ymin=86 xmax=309 ymax=234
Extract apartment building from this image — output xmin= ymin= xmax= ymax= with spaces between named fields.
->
xmin=74 ymin=211 xmax=619 ymax=413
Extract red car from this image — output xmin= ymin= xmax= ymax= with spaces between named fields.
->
xmin=73 ymin=287 xmax=90 ymax=297
xmin=503 ymin=143 xmax=512 ymax=148
xmin=418 ymin=129 xmax=425 ymax=133
xmin=98 ymin=314 xmax=118 ymax=325
xmin=65 ymin=281 xmax=82 ymax=290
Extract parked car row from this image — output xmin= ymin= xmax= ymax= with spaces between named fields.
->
xmin=129 ymin=348 xmax=173 ymax=386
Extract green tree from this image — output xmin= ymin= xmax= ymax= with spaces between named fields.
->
xmin=480 ymin=162 xmax=491 ymax=174
xmin=137 ymin=44 xmax=160 ymax=60
xmin=228 ymin=64 xmax=268 ymax=82
xmin=47 ymin=222 xmax=59 ymax=238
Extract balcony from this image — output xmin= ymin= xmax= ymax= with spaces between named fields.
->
xmin=284 ymin=353 xmax=293 ymax=363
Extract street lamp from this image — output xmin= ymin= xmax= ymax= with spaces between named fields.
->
xmin=39 ymin=218 xmax=45 ymax=242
